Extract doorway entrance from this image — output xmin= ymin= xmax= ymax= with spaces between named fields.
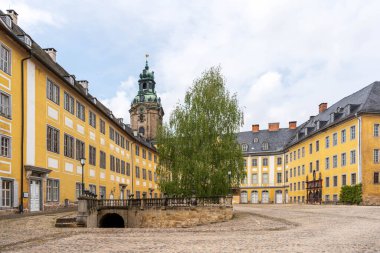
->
xmin=30 ymin=180 xmax=41 ymax=212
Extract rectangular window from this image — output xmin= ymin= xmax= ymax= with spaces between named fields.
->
xmin=126 ymin=163 xmax=130 ymax=176
xmin=297 ymin=149 xmax=300 ymax=159
xmin=298 ymin=166 xmax=300 ymax=176
xmin=325 ymin=195 xmax=330 ymax=202
xmin=76 ymin=139 xmax=85 ymax=161
xmin=309 ymin=162 xmax=313 ymax=173
xmin=341 ymin=153 xmax=346 ymax=166
xmin=142 ymin=168 xmax=147 ymax=180
xmin=109 ymin=127 xmax=115 ymax=141
xmin=115 ymin=132 xmax=120 ymax=145
xmin=121 ymin=136 xmax=125 ymax=149
xmin=325 ymin=136 xmax=330 ymax=148
xmin=135 ymin=145 xmax=140 ymax=156
xmin=333 ymin=176 xmax=338 ymax=187
xmin=0 ymin=91 xmax=11 ymax=118
xmin=290 ymin=169 xmax=292 ymax=178
xmin=374 ymin=124 xmax=380 ymax=137
xmin=341 ymin=129 xmax=346 ymax=143
xmin=64 ymin=92 xmax=74 ymax=114
xmin=121 ymin=161 xmax=125 ymax=174
xmin=374 ymin=172 xmax=379 ymax=184
xmin=290 ymin=152 xmax=292 ymax=162
xmin=46 ymin=179 xmax=59 ymax=202
xmin=136 ymin=166 xmax=140 ymax=178
xmin=100 ymin=119 xmax=105 ymax=134
xmin=350 ymin=150 xmax=356 ymax=164
xmin=374 ymin=149 xmax=379 ymax=163
xmin=89 ymin=111 xmax=96 ymax=128
xmin=309 ymin=143 xmax=313 ymax=154
xmin=64 ymin=134 xmax=74 ymax=158
xmin=142 ymin=149 xmax=146 ymax=159
xmin=302 ymin=181 xmax=305 ymax=190
xmin=243 ymin=160 xmax=247 ymax=168
xmin=100 ymin=151 xmax=106 ymax=169
xmin=0 ymin=45 xmax=11 ymax=74
xmin=47 ymin=125 xmax=60 ymax=153
xmin=262 ymin=173 xmax=269 ymax=184
xmin=277 ymin=157 xmax=282 ymax=165
xmin=252 ymin=159 xmax=257 ymax=166
xmin=333 ymin=155 xmax=338 ymax=168
xmin=333 ymin=194 xmax=338 ymax=202
xmin=75 ymin=182 xmax=83 ymax=199
xmin=1 ymin=180 xmax=12 ymax=207
xmin=126 ymin=140 xmax=130 ymax=151
xmin=110 ymin=155 xmax=115 ymax=171
xmin=350 ymin=126 xmax=356 ymax=140
xmin=316 ymin=141 xmax=319 ymax=152
xmin=351 ymin=173 xmax=356 ymax=185
xmin=263 ymin=158 xmax=268 ymax=166
xmin=342 ymin=175 xmax=347 ymax=186
xmin=277 ymin=172 xmax=282 ymax=183
xmin=325 ymin=157 xmax=330 ymax=169
xmin=302 ymin=147 xmax=305 ymax=157
xmin=252 ymin=174 xmax=258 ymax=184
xmin=136 ymin=191 xmax=141 ymax=199
xmin=116 ymin=158 xmax=120 ymax=173
xmin=326 ymin=177 xmax=330 ymax=187
xmin=148 ymin=170 xmax=152 ymax=181
xmin=293 ymin=151 xmax=296 ymax=160
xmin=0 ymin=135 xmax=11 ymax=158
xmin=99 ymin=186 xmax=106 ymax=199
xmin=333 ymin=133 xmax=337 ymax=146
xmin=89 ymin=184 xmax=96 ymax=195
xmin=302 ymin=165 xmax=305 ymax=175
xmin=89 ymin=146 xmax=96 ymax=166
xmin=76 ymin=101 xmax=85 ymax=121
xmin=154 ymin=172 xmax=157 ymax=183
xmin=46 ymin=79 xmax=60 ymax=104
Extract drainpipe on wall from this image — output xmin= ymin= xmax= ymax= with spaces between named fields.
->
xmin=20 ymin=52 xmax=32 ymax=213
xmin=355 ymin=113 xmax=362 ymax=183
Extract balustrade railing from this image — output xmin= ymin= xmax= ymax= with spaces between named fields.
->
xmin=85 ymin=195 xmax=233 ymax=210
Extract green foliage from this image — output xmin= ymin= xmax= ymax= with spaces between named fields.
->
xmin=156 ymin=67 xmax=244 ymax=197
xmin=339 ymin=183 xmax=362 ymax=205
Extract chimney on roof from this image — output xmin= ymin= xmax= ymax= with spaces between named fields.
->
xmin=319 ymin=103 xmax=328 ymax=113
xmin=268 ymin=122 xmax=280 ymax=131
xmin=6 ymin=10 xmax=18 ymax=25
xmin=78 ymin=80 xmax=89 ymax=94
xmin=43 ymin=48 xmax=57 ymax=62
xmin=252 ymin=124 xmax=259 ymax=133
xmin=289 ymin=121 xmax=297 ymax=129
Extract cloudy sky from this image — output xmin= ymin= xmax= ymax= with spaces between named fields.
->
xmin=3 ymin=0 xmax=380 ymax=131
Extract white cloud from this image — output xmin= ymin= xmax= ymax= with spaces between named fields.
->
xmin=6 ymin=1 xmax=380 ymax=132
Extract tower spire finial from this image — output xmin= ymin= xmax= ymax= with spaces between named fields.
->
xmin=145 ymin=54 xmax=149 ymax=69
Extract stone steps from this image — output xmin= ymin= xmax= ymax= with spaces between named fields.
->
xmin=55 ymin=216 xmax=78 ymax=228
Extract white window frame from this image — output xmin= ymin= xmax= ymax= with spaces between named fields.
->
xmin=0 ymin=90 xmax=11 ymax=118
xmin=0 ymin=44 xmax=11 ymax=75
xmin=0 ymin=134 xmax=11 ymax=158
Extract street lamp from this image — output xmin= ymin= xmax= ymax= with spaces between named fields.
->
xmin=80 ymin=158 xmax=86 ymax=194
xmin=228 ymin=171 xmax=232 ymax=195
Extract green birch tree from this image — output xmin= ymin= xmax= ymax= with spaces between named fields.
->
xmin=156 ymin=67 xmax=244 ymax=197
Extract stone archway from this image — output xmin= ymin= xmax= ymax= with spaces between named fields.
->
xmin=99 ymin=213 xmax=125 ymax=228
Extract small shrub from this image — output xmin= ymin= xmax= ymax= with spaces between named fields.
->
xmin=339 ymin=183 xmax=362 ymax=205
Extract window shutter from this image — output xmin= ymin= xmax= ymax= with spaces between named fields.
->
xmin=13 ymin=180 xmax=19 ymax=208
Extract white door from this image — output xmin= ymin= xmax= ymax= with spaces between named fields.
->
xmin=30 ymin=180 xmax=41 ymax=212
xmin=251 ymin=191 xmax=258 ymax=204
xmin=262 ymin=191 xmax=269 ymax=204
xmin=240 ymin=191 xmax=248 ymax=203
xmin=276 ymin=191 xmax=283 ymax=204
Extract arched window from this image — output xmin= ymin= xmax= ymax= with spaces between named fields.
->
xmin=262 ymin=142 xmax=269 ymax=151
xmin=241 ymin=144 xmax=248 ymax=152
xmin=143 ymin=83 xmax=147 ymax=90
xmin=139 ymin=127 xmax=145 ymax=135
xmin=253 ymin=137 xmax=259 ymax=143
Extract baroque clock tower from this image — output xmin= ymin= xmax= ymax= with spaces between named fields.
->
xmin=129 ymin=56 xmax=164 ymax=141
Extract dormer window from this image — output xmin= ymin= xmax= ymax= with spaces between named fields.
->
xmin=1 ymin=15 xmax=12 ymax=28
xmin=241 ymin=144 xmax=248 ymax=152
xmin=262 ymin=142 xmax=269 ymax=151
xmin=253 ymin=137 xmax=259 ymax=143
xmin=330 ymin=113 xmax=335 ymax=123
xmin=18 ymin=34 xmax=32 ymax=47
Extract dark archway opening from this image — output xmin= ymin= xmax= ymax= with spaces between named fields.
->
xmin=99 ymin=213 xmax=125 ymax=228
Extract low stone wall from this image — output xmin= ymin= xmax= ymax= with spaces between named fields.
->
xmin=127 ymin=206 xmax=233 ymax=228
xmin=362 ymin=195 xmax=380 ymax=205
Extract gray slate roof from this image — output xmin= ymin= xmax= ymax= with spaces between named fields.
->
xmin=238 ymin=81 xmax=380 ymax=154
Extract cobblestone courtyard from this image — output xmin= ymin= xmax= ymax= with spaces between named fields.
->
xmin=0 ymin=204 xmax=379 ymax=252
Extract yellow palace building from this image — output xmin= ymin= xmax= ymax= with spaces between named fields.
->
xmin=237 ymin=85 xmax=380 ymax=205
xmin=0 ymin=10 xmax=163 ymax=213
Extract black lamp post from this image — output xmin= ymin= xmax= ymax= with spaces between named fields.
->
xmin=80 ymin=158 xmax=86 ymax=194
xmin=228 ymin=170 xmax=232 ymax=194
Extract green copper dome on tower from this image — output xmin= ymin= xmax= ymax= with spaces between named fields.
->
xmin=131 ymin=56 xmax=162 ymax=106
